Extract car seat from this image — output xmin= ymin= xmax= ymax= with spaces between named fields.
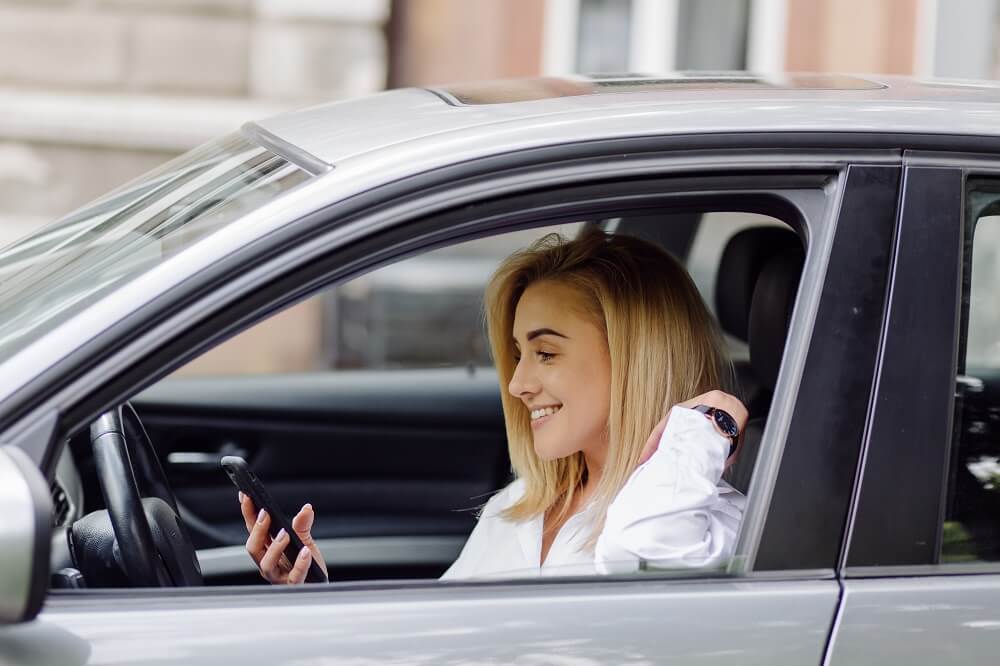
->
xmin=715 ymin=227 xmax=804 ymax=494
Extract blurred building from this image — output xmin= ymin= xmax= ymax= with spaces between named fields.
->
xmin=4 ymin=0 xmax=1000 ymax=375
xmin=0 ymin=0 xmax=388 ymax=248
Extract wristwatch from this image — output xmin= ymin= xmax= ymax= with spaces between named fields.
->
xmin=692 ymin=404 xmax=740 ymax=456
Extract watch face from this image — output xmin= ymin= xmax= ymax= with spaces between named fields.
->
xmin=712 ymin=409 xmax=740 ymax=438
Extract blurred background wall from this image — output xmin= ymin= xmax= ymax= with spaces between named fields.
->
xmin=0 ymin=0 xmax=387 ymax=248
xmin=3 ymin=0 xmax=1000 ymax=374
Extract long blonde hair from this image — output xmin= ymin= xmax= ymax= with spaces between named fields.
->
xmin=484 ymin=226 xmax=730 ymax=543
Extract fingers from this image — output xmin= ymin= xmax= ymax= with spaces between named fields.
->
xmin=292 ymin=504 xmax=328 ymax=577
xmin=291 ymin=503 xmax=315 ymax=543
xmin=245 ymin=507 xmax=272 ymax=570
xmin=241 ymin=495 xmax=327 ymax=582
xmin=286 ymin=547 xmax=313 ymax=585
xmin=258 ymin=527 xmax=290 ymax=583
xmin=239 ymin=492 xmax=258 ymax=534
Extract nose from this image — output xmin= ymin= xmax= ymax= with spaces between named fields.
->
xmin=508 ymin=356 xmax=539 ymax=400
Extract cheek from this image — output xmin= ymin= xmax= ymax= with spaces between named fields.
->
xmin=558 ymin=356 xmax=612 ymax=433
xmin=580 ymin=361 xmax=612 ymax=425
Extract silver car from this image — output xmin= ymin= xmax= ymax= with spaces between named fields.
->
xmin=2 ymin=73 xmax=1000 ymax=664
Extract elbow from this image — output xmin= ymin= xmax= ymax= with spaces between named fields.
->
xmin=595 ymin=513 xmax=736 ymax=573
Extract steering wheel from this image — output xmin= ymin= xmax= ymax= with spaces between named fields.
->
xmin=86 ymin=403 xmax=202 ymax=586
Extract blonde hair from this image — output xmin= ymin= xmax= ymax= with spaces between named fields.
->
xmin=484 ymin=226 xmax=730 ymax=544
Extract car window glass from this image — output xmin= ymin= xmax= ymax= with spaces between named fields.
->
xmin=943 ymin=195 xmax=1000 ymax=563
xmin=0 ymin=133 xmax=310 ymax=366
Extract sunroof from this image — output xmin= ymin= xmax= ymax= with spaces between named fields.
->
xmin=435 ymin=74 xmax=886 ymax=106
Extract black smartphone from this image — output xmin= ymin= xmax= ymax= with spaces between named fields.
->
xmin=221 ymin=455 xmax=328 ymax=583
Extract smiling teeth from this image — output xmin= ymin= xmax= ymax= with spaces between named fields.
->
xmin=531 ymin=406 xmax=561 ymax=420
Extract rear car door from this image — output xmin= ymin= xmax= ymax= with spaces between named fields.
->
xmin=828 ymin=156 xmax=1000 ymax=663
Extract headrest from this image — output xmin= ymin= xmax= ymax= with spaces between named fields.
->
xmin=749 ymin=246 xmax=805 ymax=392
xmin=715 ymin=227 xmax=802 ymax=341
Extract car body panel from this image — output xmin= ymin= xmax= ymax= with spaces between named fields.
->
xmin=32 ymin=579 xmax=838 ymax=666
xmin=829 ymin=576 xmax=1000 ymax=664
xmin=254 ymin=77 xmax=1000 ymax=170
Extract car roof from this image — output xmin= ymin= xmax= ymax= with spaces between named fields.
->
xmin=253 ymin=73 xmax=1000 ymax=169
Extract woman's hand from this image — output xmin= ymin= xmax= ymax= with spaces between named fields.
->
xmin=638 ymin=390 xmax=749 ymax=466
xmin=239 ymin=492 xmax=329 ymax=584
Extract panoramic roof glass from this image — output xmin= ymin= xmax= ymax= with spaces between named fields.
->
xmin=436 ymin=74 xmax=886 ymax=105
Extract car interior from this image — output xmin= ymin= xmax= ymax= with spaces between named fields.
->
xmin=47 ymin=206 xmax=807 ymax=589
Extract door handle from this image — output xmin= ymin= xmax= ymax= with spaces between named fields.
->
xmin=167 ymin=444 xmax=248 ymax=471
xmin=166 ymin=452 xmax=224 ymax=468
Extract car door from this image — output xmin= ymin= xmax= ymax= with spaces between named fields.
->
xmin=22 ymin=142 xmax=900 ymax=664
xmin=827 ymin=156 xmax=1000 ymax=664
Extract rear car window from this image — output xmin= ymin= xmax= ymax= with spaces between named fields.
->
xmin=943 ymin=180 xmax=1000 ymax=562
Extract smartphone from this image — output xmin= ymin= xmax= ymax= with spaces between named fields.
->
xmin=221 ymin=455 xmax=328 ymax=583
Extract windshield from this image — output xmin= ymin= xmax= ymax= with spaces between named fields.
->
xmin=0 ymin=133 xmax=310 ymax=366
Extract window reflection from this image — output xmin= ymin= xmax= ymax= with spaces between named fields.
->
xmin=944 ymin=212 xmax=1000 ymax=562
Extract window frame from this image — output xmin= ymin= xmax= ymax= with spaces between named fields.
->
xmin=3 ymin=145 xmax=902 ymax=600
xmin=752 ymin=164 xmax=902 ymax=574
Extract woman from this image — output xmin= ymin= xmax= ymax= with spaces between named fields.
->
xmin=239 ymin=227 xmax=748 ymax=582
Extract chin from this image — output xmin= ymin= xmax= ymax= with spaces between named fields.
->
xmin=532 ymin=439 xmax=576 ymax=462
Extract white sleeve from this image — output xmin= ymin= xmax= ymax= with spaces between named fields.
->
xmin=594 ymin=406 xmax=742 ymax=574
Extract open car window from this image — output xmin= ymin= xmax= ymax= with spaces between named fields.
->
xmin=55 ymin=203 xmax=804 ymax=589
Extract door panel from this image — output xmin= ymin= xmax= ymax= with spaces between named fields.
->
xmin=830 ymin=576 xmax=1000 ymax=664
xmin=38 ymin=579 xmax=839 ymax=665
xmin=132 ymin=367 xmax=508 ymax=583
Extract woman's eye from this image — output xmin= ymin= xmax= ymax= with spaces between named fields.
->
xmin=536 ymin=351 xmax=556 ymax=362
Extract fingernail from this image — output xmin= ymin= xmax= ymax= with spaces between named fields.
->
xmin=298 ymin=546 xmax=310 ymax=560
xmin=257 ymin=509 xmax=266 ymax=524
xmin=303 ymin=503 xmax=312 ymax=512
xmin=238 ymin=491 xmax=245 ymax=503
xmin=276 ymin=528 xmax=287 ymax=541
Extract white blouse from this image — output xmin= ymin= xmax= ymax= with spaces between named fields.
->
xmin=441 ymin=406 xmax=746 ymax=579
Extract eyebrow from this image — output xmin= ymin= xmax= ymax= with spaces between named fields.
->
xmin=525 ymin=328 xmax=569 ymax=342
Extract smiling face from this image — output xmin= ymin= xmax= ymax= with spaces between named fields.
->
xmin=508 ymin=280 xmax=612 ymax=463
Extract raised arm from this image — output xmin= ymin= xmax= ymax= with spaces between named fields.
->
xmin=595 ymin=391 xmax=747 ymax=573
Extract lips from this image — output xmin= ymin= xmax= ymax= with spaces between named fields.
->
xmin=529 ymin=405 xmax=561 ymax=430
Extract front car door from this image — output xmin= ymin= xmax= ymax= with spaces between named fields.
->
xmin=5 ymin=136 xmax=900 ymax=664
